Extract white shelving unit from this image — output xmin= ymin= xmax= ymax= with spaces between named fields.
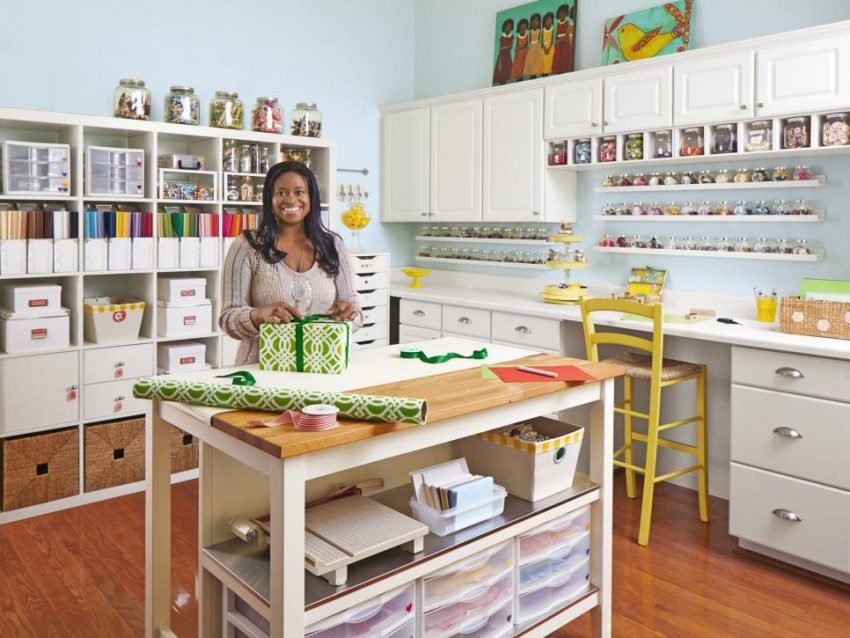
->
xmin=593 ymin=176 xmax=825 ymax=193
xmin=593 ymin=213 xmax=823 ymax=223
xmin=594 ymin=246 xmax=824 ymax=261
xmin=0 ymin=106 xmax=338 ymax=523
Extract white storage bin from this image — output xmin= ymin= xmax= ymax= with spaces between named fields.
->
xmin=519 ymin=530 xmax=590 ymax=594
xmin=132 ymin=237 xmax=153 ymax=270
xmin=53 ymin=238 xmax=79 ymax=273
xmin=157 ymin=277 xmax=207 ymax=305
xmin=518 ymin=505 xmax=590 ymax=565
xmin=410 ymin=485 xmax=507 ymax=537
xmin=0 ymin=239 xmax=27 ymax=274
xmin=108 ymin=237 xmax=132 ymax=271
xmin=423 ymin=572 xmax=512 ymax=637
xmin=516 ymin=557 xmax=591 ymax=625
xmin=157 ymin=341 xmax=206 ymax=373
xmin=2 ymin=141 xmax=70 ymax=194
xmin=423 ymin=540 xmax=513 ymax=612
xmin=156 ymin=299 xmax=212 ymax=337
xmin=305 ymin=583 xmax=415 ymax=637
xmin=26 ymin=238 xmax=53 ymax=273
xmin=0 ymin=308 xmax=70 ymax=353
xmin=461 ymin=416 xmax=584 ymax=502
xmin=85 ymin=146 xmax=145 ymax=197
xmin=1 ymin=284 xmax=62 ymax=315
xmin=83 ymin=297 xmax=146 ymax=344
xmin=158 ymin=237 xmax=179 ymax=269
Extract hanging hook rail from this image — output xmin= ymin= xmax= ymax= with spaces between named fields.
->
xmin=336 ymin=167 xmax=369 ymax=175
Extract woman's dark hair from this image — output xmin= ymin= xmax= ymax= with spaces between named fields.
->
xmin=557 ymin=4 xmax=569 ymax=18
xmin=502 ymin=18 xmax=514 ymax=32
xmin=244 ymin=160 xmax=341 ymax=276
xmin=543 ymin=11 xmax=554 ymax=25
xmin=517 ymin=17 xmax=529 ymax=30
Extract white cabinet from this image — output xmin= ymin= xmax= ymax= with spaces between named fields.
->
xmin=544 ymin=78 xmax=603 ymax=139
xmin=0 ymin=351 xmax=79 ymax=435
xmin=674 ymin=52 xmax=755 ymax=125
xmin=603 ymin=67 xmax=672 ymax=133
xmin=351 ymin=253 xmax=390 ymax=350
xmin=755 ymin=36 xmax=850 ymax=117
xmin=430 ymin=100 xmax=482 ymax=222
xmin=380 ymin=108 xmax=430 ymax=222
xmin=482 ymin=89 xmax=543 ymax=222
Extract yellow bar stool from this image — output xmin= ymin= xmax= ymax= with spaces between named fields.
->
xmin=580 ymin=298 xmax=710 ymax=545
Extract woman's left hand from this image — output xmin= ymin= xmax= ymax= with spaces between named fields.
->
xmin=329 ymin=300 xmax=359 ymax=322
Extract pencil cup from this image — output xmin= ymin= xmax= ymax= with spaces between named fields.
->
xmin=755 ymin=297 xmax=778 ymax=322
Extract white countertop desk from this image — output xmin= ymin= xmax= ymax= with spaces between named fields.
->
xmin=145 ymin=337 xmax=621 ymax=637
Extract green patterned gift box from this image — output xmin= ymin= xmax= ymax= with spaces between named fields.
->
xmin=259 ymin=315 xmax=351 ymax=374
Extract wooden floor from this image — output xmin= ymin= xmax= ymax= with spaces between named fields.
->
xmin=0 ymin=476 xmax=847 ymax=637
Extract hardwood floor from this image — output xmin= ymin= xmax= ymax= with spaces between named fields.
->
xmin=0 ymin=477 xmax=847 ymax=637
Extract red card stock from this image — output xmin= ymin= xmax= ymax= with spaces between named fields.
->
xmin=490 ymin=365 xmax=597 ymax=383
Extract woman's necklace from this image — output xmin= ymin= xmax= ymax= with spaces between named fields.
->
xmin=283 ymin=238 xmax=311 ymax=304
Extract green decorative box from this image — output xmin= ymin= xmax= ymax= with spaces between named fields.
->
xmin=259 ymin=315 xmax=351 ymax=374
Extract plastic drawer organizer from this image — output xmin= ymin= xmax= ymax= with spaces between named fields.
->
xmin=2 ymin=141 xmax=70 ymax=194
xmin=85 ymin=146 xmax=144 ymax=197
xmin=423 ymin=570 xmax=513 ymax=638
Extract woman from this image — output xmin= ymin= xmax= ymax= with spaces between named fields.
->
xmin=220 ymin=161 xmax=362 ymax=365
xmin=492 ymin=18 xmax=514 ymax=85
xmin=510 ymin=18 xmax=530 ymax=81
xmin=552 ymin=3 xmax=575 ymax=75
xmin=522 ymin=13 xmax=543 ymax=79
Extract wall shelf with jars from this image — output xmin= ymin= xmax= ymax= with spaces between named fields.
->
xmin=415 ymin=256 xmax=548 ymax=270
xmin=593 ymin=212 xmax=823 ymax=223
xmin=594 ymin=174 xmax=824 ymax=193
xmin=595 ymin=198 xmax=822 ymax=220
xmin=547 ymin=111 xmax=850 ymax=171
xmin=416 ymin=225 xmax=557 ymax=243
xmin=595 ymin=241 xmax=823 ymax=262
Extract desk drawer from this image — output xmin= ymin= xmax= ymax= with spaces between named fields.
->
xmin=491 ymin=311 xmax=560 ymax=352
xmin=352 ymin=338 xmax=387 ymax=351
xmin=399 ymin=325 xmax=441 ymax=344
xmin=399 ymin=299 xmax=441 ymax=330
xmin=442 ymin=305 xmax=490 ymax=339
xmin=83 ymin=343 xmax=153 ymax=384
xmin=732 ymin=347 xmax=850 ymax=402
xmin=84 ymin=378 xmax=148 ymax=421
xmin=731 ymin=386 xmax=850 ymax=490
xmin=349 ymin=254 xmax=388 ymax=274
xmin=730 ymin=463 xmax=850 ymax=573
xmin=353 ymin=271 xmax=388 ymax=292
xmin=360 ymin=305 xmax=388 ymax=325
xmin=354 ymin=322 xmax=387 ymax=344
xmin=356 ymin=289 xmax=386 ymax=308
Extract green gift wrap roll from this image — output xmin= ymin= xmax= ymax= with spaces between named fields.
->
xmin=132 ymin=377 xmax=428 ymax=425
xmin=259 ymin=315 xmax=351 ymax=374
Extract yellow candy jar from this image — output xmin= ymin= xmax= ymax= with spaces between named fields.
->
xmin=340 ymin=203 xmax=370 ymax=253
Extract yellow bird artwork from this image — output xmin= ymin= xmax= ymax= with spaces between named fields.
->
xmin=617 ymin=23 xmax=678 ymax=61
xmin=602 ymin=1 xmax=693 ymax=65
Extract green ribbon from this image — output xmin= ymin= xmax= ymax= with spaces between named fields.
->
xmin=400 ymin=347 xmax=489 ymax=364
xmin=215 ymin=370 xmax=257 ymax=386
xmin=292 ymin=314 xmax=351 ymax=372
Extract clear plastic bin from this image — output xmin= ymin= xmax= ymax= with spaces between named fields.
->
xmin=516 ymin=558 xmax=590 ymax=625
xmin=410 ymin=485 xmax=507 ymax=537
xmin=423 ymin=540 xmax=513 ymax=612
xmin=518 ymin=505 xmax=590 ymax=564
xmin=423 ymin=572 xmax=512 ymax=637
xmin=519 ymin=530 xmax=590 ymax=594
xmin=452 ymin=599 xmax=512 ymax=638
xmin=305 ymin=583 xmax=414 ymax=637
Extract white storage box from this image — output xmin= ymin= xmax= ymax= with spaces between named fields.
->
xmin=0 ymin=308 xmax=70 ymax=353
xmin=132 ymin=237 xmax=153 ymax=270
xmin=108 ymin=237 xmax=132 ymax=271
xmin=84 ymin=237 xmax=108 ymax=272
xmin=84 ymin=297 xmax=146 ymax=344
xmin=157 ymin=299 xmax=212 ymax=337
xmin=461 ymin=416 xmax=584 ymax=502
xmin=158 ymin=237 xmax=178 ymax=269
xmin=53 ymin=238 xmax=79 ymax=273
xmin=305 ymin=583 xmax=415 ymax=637
xmin=157 ymin=341 xmax=206 ymax=373
xmin=157 ymin=277 xmax=207 ymax=305
xmin=0 ymin=239 xmax=27 ymax=275
xmin=26 ymin=238 xmax=53 ymax=274
xmin=85 ymin=146 xmax=145 ymax=197
xmin=1 ymin=284 xmax=62 ymax=315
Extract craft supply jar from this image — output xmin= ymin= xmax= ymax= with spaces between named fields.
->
xmin=734 ymin=168 xmax=751 ymax=183
xmin=633 ymin=173 xmax=648 ymax=186
xmin=616 ymin=202 xmax=630 ymax=216
xmin=599 ymin=136 xmax=617 ymax=162
xmin=548 ymin=141 xmax=567 ymax=165
xmin=680 ymin=127 xmax=704 ymax=156
xmin=733 ymin=200 xmax=751 ymax=216
xmin=735 ymin=237 xmax=752 ymax=253
xmin=793 ymin=165 xmax=813 ymax=181
xmin=602 ymin=202 xmax=616 ymax=216
xmin=617 ymin=174 xmax=632 ymax=186
xmin=822 ymin=112 xmax=850 ymax=146
xmin=164 ymin=85 xmax=200 ymax=125
xmin=717 ymin=236 xmax=733 ymax=252
xmin=652 ymin=130 xmax=672 ymax=158
xmin=291 ymin=102 xmax=322 ymax=137
xmin=751 ymin=167 xmax=770 ymax=182
xmin=631 ymin=203 xmax=646 ymax=216
xmin=601 ymin=174 xmax=616 ymax=187
xmin=682 ymin=236 xmax=696 ymax=250
xmin=715 ymin=201 xmax=733 ymax=216
xmin=698 ymin=170 xmax=714 ymax=184
xmin=792 ymin=239 xmax=810 ymax=255
xmin=648 ymin=202 xmax=664 ymax=216
xmin=715 ymin=169 xmax=732 ymax=184
xmin=753 ymin=238 xmax=770 ymax=253
xmin=773 ymin=166 xmax=791 ymax=181
xmin=697 ymin=201 xmax=713 ymax=215
xmin=774 ymin=200 xmax=790 ymax=215
xmin=746 ymin=120 xmax=773 ymax=152
xmin=113 ymin=78 xmax=151 ymax=120
xmin=699 ymin=236 xmax=715 ymax=251
xmin=210 ymin=91 xmax=243 ymax=129
xmin=616 ymin=234 xmax=628 ymax=247
xmin=648 ymin=172 xmax=662 ymax=186
xmin=777 ymin=238 xmax=792 ymax=254
xmin=753 ymin=200 xmax=771 ymax=215
xmin=665 ymin=201 xmax=681 ymax=216
xmin=792 ymin=199 xmax=810 ymax=215
xmin=783 ymin=116 xmax=810 ymax=149
xmin=680 ymin=171 xmax=696 ymax=185
xmin=251 ymin=97 xmax=283 ymax=133
xmin=682 ymin=201 xmax=697 ymax=216
xmin=665 ymin=236 xmax=678 ymax=249
xmin=630 ymin=234 xmax=645 ymax=248
xmin=648 ymin=235 xmax=661 ymax=249
xmin=574 ymin=138 xmax=592 ymax=164
xmin=713 ymin=124 xmax=737 ymax=153
xmin=664 ymin=172 xmax=680 ymax=186
xmin=625 ymin=133 xmax=644 ymax=160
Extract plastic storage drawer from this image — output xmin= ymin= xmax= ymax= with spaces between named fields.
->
xmin=516 ymin=557 xmax=591 ymax=625
xmin=519 ymin=530 xmax=590 ymax=594
xmin=305 ymin=583 xmax=414 ymax=637
xmin=423 ymin=571 xmax=513 ymax=637
xmin=423 ymin=540 xmax=513 ymax=612
xmin=518 ymin=505 xmax=590 ymax=564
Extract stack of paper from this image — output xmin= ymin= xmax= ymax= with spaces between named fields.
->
xmin=411 ymin=459 xmax=494 ymax=512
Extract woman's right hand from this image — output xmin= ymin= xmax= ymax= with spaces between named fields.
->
xmin=250 ymin=303 xmax=304 ymax=327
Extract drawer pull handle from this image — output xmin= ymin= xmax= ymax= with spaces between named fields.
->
xmin=773 ymin=426 xmax=803 ymax=440
xmin=115 ymin=361 xmax=125 ymax=367
xmin=515 ymin=325 xmax=531 ymax=335
xmin=756 ymin=101 xmax=764 ymax=108
xmin=740 ymin=104 xmax=748 ymax=110
xmin=458 ymin=316 xmax=471 ymax=324
xmin=115 ymin=395 xmax=125 ymax=402
xmin=413 ymin=310 xmax=426 ymax=317
xmin=775 ymin=367 xmax=804 ymax=379
xmin=772 ymin=508 xmax=802 ymax=523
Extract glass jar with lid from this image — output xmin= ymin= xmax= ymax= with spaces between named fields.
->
xmin=734 ymin=237 xmax=752 ymax=253
xmin=746 ymin=120 xmax=773 ymax=152
xmin=664 ymin=172 xmax=680 ymax=185
xmin=251 ymin=97 xmax=283 ymax=133
xmin=680 ymin=127 xmax=705 ymax=156
xmin=631 ymin=203 xmax=646 ymax=216
xmin=715 ymin=201 xmax=733 ymax=216
xmin=733 ymin=200 xmax=751 ymax=216
xmin=601 ymin=174 xmax=616 ymax=187
xmin=751 ymin=167 xmax=770 ymax=182
xmin=791 ymin=199 xmax=810 ymax=215
xmin=681 ymin=171 xmax=696 ymax=185
xmin=648 ymin=172 xmax=663 ymax=186
xmin=714 ymin=169 xmax=732 ymax=184
xmin=599 ymin=136 xmax=617 ymax=162
xmin=717 ymin=237 xmax=733 ymax=252
xmin=783 ymin=116 xmax=810 ymax=149
xmin=633 ymin=173 xmax=648 ymax=186
xmin=699 ymin=236 xmax=715 ymax=251
xmin=682 ymin=201 xmax=697 ymax=216
xmin=753 ymin=200 xmax=771 ymax=215
xmin=822 ymin=112 xmax=850 ymax=146
xmin=665 ymin=202 xmax=681 ymax=216
xmin=164 ymin=85 xmax=200 ymax=125
xmin=652 ymin=130 xmax=672 ymax=158
xmin=683 ymin=236 xmax=696 ymax=250
xmin=113 ymin=78 xmax=151 ymax=120
xmin=697 ymin=201 xmax=713 ymax=215
xmin=753 ymin=238 xmax=770 ymax=253
xmin=698 ymin=170 xmax=714 ymax=184
xmin=630 ymin=235 xmax=646 ymax=249
xmin=548 ymin=141 xmax=567 ymax=165
xmin=713 ymin=124 xmax=737 ymax=154
xmin=773 ymin=166 xmax=791 ymax=182
xmin=647 ymin=202 xmax=664 ymax=216
xmin=291 ymin=102 xmax=323 ymax=137
xmin=602 ymin=202 xmax=616 ymax=216
xmin=210 ymin=91 xmax=243 ymax=129
xmin=625 ymin=133 xmax=644 ymax=160
xmin=734 ymin=168 xmax=751 ymax=183
xmin=665 ymin=236 xmax=678 ymax=250
xmin=616 ymin=202 xmax=630 ymax=216
xmin=792 ymin=239 xmax=810 ymax=255
xmin=793 ymin=165 xmax=813 ymax=181
xmin=574 ymin=138 xmax=592 ymax=164
xmin=774 ymin=200 xmax=790 ymax=215
xmin=777 ymin=238 xmax=792 ymax=254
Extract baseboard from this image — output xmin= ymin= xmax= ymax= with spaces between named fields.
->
xmin=737 ymin=539 xmax=850 ymax=586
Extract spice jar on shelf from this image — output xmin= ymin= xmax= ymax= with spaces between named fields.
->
xmin=783 ymin=116 xmax=810 ymax=149
xmin=715 ymin=169 xmax=732 ymax=184
xmin=599 ymin=136 xmax=617 ymax=162
xmin=625 ymin=133 xmax=644 ymax=160
xmin=734 ymin=168 xmax=751 ymax=183
xmin=746 ymin=120 xmax=773 ymax=152
xmin=113 ymin=78 xmax=151 ymax=120
xmin=682 ymin=202 xmax=697 ymax=216
xmin=791 ymin=199 xmax=811 ymax=215
xmin=291 ymin=102 xmax=322 ymax=137
xmin=793 ymin=165 xmax=813 ymax=181
xmin=251 ymin=97 xmax=283 ymax=133
xmin=822 ymin=112 xmax=850 ymax=146
xmin=751 ymin=167 xmax=770 ymax=182
xmin=713 ymin=124 xmax=737 ymax=153
xmin=681 ymin=127 xmax=704 ymax=156
xmin=631 ymin=203 xmax=646 ymax=216
xmin=548 ymin=141 xmax=567 ymax=165
xmin=652 ymin=130 xmax=672 ymax=158
xmin=210 ymin=91 xmax=243 ymax=129
xmin=733 ymin=200 xmax=751 ymax=216
xmin=575 ymin=138 xmax=592 ymax=164
xmin=164 ymin=85 xmax=200 ymax=125
xmin=773 ymin=166 xmax=791 ymax=181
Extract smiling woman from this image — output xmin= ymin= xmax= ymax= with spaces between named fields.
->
xmin=219 ymin=161 xmax=363 ymax=365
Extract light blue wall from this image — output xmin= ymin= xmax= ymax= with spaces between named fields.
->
xmin=0 ymin=0 xmax=416 ymax=263
xmin=412 ymin=0 xmax=850 ymax=295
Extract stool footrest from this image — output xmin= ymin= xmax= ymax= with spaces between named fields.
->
xmin=653 ymin=463 xmax=703 ymax=484
xmin=658 ymin=416 xmax=700 ymax=431
xmin=613 ymin=458 xmax=645 ymax=474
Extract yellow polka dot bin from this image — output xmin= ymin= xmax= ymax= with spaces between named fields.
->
xmin=84 ymin=297 xmax=146 ymax=344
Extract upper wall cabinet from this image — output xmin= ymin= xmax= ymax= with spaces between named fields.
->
xmin=380 ymin=108 xmax=430 ymax=222
xmin=483 ymin=89 xmax=543 ymax=222
xmin=430 ymin=99 xmax=482 ymax=222
xmin=674 ymin=52 xmax=755 ymax=125
xmin=755 ymin=36 xmax=850 ymax=117
xmin=544 ymin=78 xmax=603 ymax=140
xmin=603 ymin=67 xmax=672 ymax=134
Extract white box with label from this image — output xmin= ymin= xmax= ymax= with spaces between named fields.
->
xmin=157 ymin=341 xmax=207 ymax=373
xmin=157 ymin=299 xmax=212 ymax=337
xmin=1 ymin=284 xmax=62 ymax=315
xmin=157 ymin=277 xmax=207 ymax=305
xmin=0 ymin=308 xmax=70 ymax=353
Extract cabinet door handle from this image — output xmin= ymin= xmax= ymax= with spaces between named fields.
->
xmin=756 ymin=102 xmax=764 ymax=108
xmin=775 ymin=366 xmax=804 ymax=379
xmin=115 ymin=361 xmax=125 ymax=367
xmin=458 ymin=316 xmax=471 ymax=325
xmin=67 ymin=385 xmax=78 ymax=391
xmin=413 ymin=310 xmax=426 ymax=317
xmin=772 ymin=508 xmax=802 ymax=523
xmin=740 ymin=104 xmax=748 ymax=110
xmin=532 ymin=211 xmax=541 ymax=216
xmin=591 ymin=122 xmax=599 ymax=128
xmin=515 ymin=325 xmax=531 ymax=335
xmin=773 ymin=426 xmax=803 ymax=440
xmin=421 ymin=212 xmax=428 ymax=217
xmin=115 ymin=395 xmax=125 ymax=402
xmin=603 ymin=120 xmax=609 ymax=126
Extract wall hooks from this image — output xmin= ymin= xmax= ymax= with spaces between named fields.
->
xmin=337 ymin=167 xmax=369 ymax=176
xmin=337 ymin=183 xmax=369 ymax=201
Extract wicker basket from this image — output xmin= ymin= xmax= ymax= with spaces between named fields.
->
xmin=1 ymin=427 xmax=79 ymax=510
xmin=171 ymin=426 xmax=199 ymax=472
xmin=84 ymin=416 xmax=146 ymax=492
xmin=780 ymin=297 xmax=850 ymax=340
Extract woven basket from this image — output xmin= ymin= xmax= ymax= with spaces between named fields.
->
xmin=1 ymin=427 xmax=79 ymax=511
xmin=84 ymin=417 xmax=146 ymax=492
xmin=171 ymin=426 xmax=199 ymax=473
xmin=780 ymin=297 xmax=850 ymax=340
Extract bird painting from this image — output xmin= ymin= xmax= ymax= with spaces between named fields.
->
xmin=603 ymin=1 xmax=693 ymax=65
